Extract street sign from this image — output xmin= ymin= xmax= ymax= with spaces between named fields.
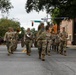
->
xmin=34 ymin=20 xmax=41 ymax=23
xmin=41 ymin=18 xmax=48 ymax=22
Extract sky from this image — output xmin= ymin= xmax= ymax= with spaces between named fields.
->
xmin=0 ymin=0 xmax=51 ymax=30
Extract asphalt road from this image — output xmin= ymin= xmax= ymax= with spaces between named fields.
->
xmin=0 ymin=44 xmax=76 ymax=75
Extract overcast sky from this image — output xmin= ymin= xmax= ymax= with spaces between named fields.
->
xmin=1 ymin=0 xmax=51 ymax=30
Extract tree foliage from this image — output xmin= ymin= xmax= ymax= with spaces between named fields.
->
xmin=0 ymin=0 xmax=13 ymax=13
xmin=0 ymin=18 xmax=20 ymax=37
xmin=25 ymin=0 xmax=60 ymax=13
xmin=25 ymin=0 xmax=76 ymax=24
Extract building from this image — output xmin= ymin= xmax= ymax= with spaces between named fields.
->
xmin=60 ymin=19 xmax=76 ymax=45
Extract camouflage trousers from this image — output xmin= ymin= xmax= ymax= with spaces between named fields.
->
xmin=55 ymin=43 xmax=60 ymax=53
xmin=14 ymin=40 xmax=18 ymax=50
xmin=37 ymin=40 xmax=47 ymax=60
xmin=59 ymin=41 xmax=67 ymax=54
xmin=37 ymin=40 xmax=42 ymax=59
xmin=46 ymin=40 xmax=52 ymax=56
xmin=25 ymin=40 xmax=32 ymax=54
xmin=51 ymin=40 xmax=56 ymax=51
xmin=41 ymin=40 xmax=47 ymax=60
xmin=6 ymin=39 xmax=16 ymax=54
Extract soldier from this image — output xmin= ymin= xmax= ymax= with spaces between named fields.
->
xmin=37 ymin=25 xmax=51 ymax=61
xmin=46 ymin=26 xmax=52 ymax=56
xmin=59 ymin=27 xmax=68 ymax=56
xmin=14 ymin=29 xmax=19 ymax=51
xmin=51 ymin=30 xmax=56 ymax=52
xmin=24 ymin=28 xmax=33 ymax=56
xmin=36 ymin=23 xmax=45 ymax=59
xmin=55 ymin=30 xmax=60 ymax=53
xmin=4 ymin=27 xmax=16 ymax=56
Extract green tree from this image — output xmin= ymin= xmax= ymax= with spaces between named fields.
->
xmin=25 ymin=0 xmax=76 ymax=24
xmin=51 ymin=7 xmax=62 ymax=25
xmin=0 ymin=18 xmax=20 ymax=37
xmin=0 ymin=0 xmax=13 ymax=13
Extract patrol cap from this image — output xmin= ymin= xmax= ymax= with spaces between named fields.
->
xmin=40 ymin=22 xmax=44 ymax=25
xmin=45 ymin=25 xmax=50 ymax=30
xmin=8 ymin=27 xmax=13 ymax=30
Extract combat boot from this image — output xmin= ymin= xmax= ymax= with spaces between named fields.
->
xmin=7 ymin=53 xmax=10 ymax=56
xmin=11 ymin=51 xmax=13 ymax=54
xmin=47 ymin=51 xmax=51 ymax=56
xmin=27 ymin=52 xmax=31 ymax=56
xmin=8 ymin=50 xmax=11 ymax=56
xmin=59 ymin=50 xmax=63 ymax=55
xmin=11 ymin=49 xmax=13 ymax=54
xmin=41 ymin=54 xmax=45 ymax=61
xmin=60 ymin=52 xmax=63 ymax=55
xmin=64 ymin=51 xmax=67 ymax=56
xmin=38 ymin=48 xmax=42 ymax=59
xmin=39 ymin=53 xmax=41 ymax=59
xmin=47 ymin=53 xmax=51 ymax=56
xmin=26 ymin=51 xmax=28 ymax=55
xmin=42 ymin=59 xmax=45 ymax=61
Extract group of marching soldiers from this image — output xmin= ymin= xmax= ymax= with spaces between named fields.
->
xmin=4 ymin=23 xmax=68 ymax=61
xmin=36 ymin=23 xmax=68 ymax=61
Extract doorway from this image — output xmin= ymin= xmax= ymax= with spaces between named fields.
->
xmin=72 ymin=18 xmax=76 ymax=45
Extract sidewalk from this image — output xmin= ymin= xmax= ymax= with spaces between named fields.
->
xmin=67 ymin=45 xmax=76 ymax=49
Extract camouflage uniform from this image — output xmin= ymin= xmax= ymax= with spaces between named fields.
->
xmin=46 ymin=32 xmax=52 ymax=56
xmin=59 ymin=28 xmax=68 ymax=56
xmin=24 ymin=28 xmax=33 ymax=56
xmin=21 ymin=37 xmax=25 ymax=47
xmin=36 ymin=23 xmax=44 ymax=59
xmin=4 ymin=27 xmax=16 ymax=55
xmin=37 ymin=25 xmax=51 ymax=61
xmin=14 ymin=31 xmax=19 ymax=51
xmin=55 ymin=33 xmax=60 ymax=53
xmin=51 ymin=32 xmax=57 ymax=52
xmin=37 ymin=31 xmax=47 ymax=61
